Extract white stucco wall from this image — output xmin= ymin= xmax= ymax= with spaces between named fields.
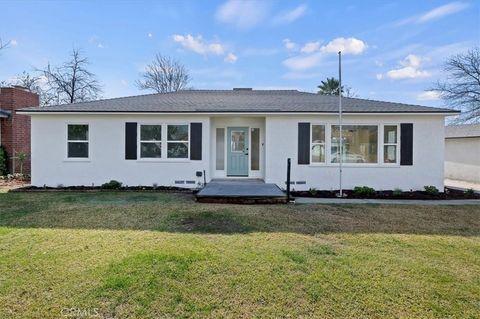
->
xmin=265 ymin=114 xmax=446 ymax=191
xmin=31 ymin=114 xmax=210 ymax=187
xmin=30 ymin=113 xmax=447 ymax=190
xmin=445 ymin=137 xmax=480 ymax=183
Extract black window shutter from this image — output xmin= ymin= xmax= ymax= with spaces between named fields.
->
xmin=125 ymin=122 xmax=137 ymax=160
xmin=400 ymin=123 xmax=413 ymax=166
xmin=298 ymin=122 xmax=310 ymax=165
xmin=190 ymin=123 xmax=202 ymax=160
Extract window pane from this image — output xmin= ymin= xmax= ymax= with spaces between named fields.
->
xmin=384 ymin=126 xmax=397 ymax=144
xmin=384 ymin=145 xmax=397 ymax=163
xmin=231 ymin=131 xmax=245 ymax=152
xmin=216 ymin=128 xmax=225 ymax=170
xmin=312 ymin=125 xmax=325 ymax=143
xmin=251 ymin=128 xmax=260 ymax=170
xmin=168 ymin=142 xmax=188 ymax=158
xmin=167 ymin=125 xmax=188 ymax=141
xmin=331 ymin=125 xmax=378 ymax=163
xmin=141 ymin=125 xmax=161 ymax=141
xmin=141 ymin=142 xmax=161 ymax=158
xmin=68 ymin=142 xmax=88 ymax=158
xmin=68 ymin=125 xmax=88 ymax=141
xmin=312 ymin=144 xmax=325 ymax=163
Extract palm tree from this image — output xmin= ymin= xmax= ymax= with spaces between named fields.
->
xmin=317 ymin=77 xmax=344 ymax=96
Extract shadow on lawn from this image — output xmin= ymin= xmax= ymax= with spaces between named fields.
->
xmin=0 ymin=192 xmax=479 ymax=236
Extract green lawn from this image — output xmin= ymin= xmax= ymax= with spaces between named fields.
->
xmin=0 ymin=191 xmax=479 ymax=318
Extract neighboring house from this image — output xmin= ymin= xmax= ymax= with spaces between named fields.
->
xmin=17 ymin=89 xmax=458 ymax=190
xmin=0 ymin=86 xmax=39 ymax=174
xmin=445 ymin=124 xmax=480 ymax=184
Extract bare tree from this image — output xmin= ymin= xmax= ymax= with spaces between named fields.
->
xmin=432 ymin=47 xmax=480 ymax=123
xmin=137 ymin=54 xmax=190 ymax=93
xmin=39 ymin=48 xmax=102 ymax=104
xmin=7 ymin=71 xmax=56 ymax=106
xmin=0 ymin=38 xmax=9 ymax=52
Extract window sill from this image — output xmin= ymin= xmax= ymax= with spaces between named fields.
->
xmin=308 ymin=163 xmax=401 ymax=168
xmin=64 ymin=158 xmax=91 ymax=162
xmin=137 ymin=159 xmax=191 ymax=163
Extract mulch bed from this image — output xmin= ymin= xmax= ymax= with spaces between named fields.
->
xmin=9 ymin=185 xmax=195 ymax=193
xmin=291 ymin=187 xmax=480 ymax=200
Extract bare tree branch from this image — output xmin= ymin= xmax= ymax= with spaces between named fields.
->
xmin=136 ymin=54 xmax=190 ymax=93
xmin=431 ymin=47 xmax=480 ymax=123
xmin=38 ymin=48 xmax=102 ymax=104
xmin=0 ymin=38 xmax=10 ymax=52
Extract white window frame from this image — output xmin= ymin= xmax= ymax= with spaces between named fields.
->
xmin=66 ymin=123 xmax=90 ymax=161
xmin=166 ymin=123 xmax=190 ymax=160
xmin=138 ymin=124 xmax=162 ymax=159
xmin=383 ymin=124 xmax=399 ymax=165
xmin=329 ymin=123 xmax=380 ymax=166
xmin=310 ymin=123 xmax=326 ymax=164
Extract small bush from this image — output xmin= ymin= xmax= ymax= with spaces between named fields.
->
xmin=0 ymin=146 xmax=8 ymax=176
xmin=465 ymin=188 xmax=475 ymax=198
xmin=352 ymin=186 xmax=375 ymax=197
xmin=393 ymin=188 xmax=403 ymax=197
xmin=101 ymin=180 xmax=122 ymax=190
xmin=308 ymin=188 xmax=318 ymax=196
xmin=424 ymin=185 xmax=439 ymax=196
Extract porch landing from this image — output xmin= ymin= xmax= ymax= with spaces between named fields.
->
xmin=196 ymin=179 xmax=287 ymax=204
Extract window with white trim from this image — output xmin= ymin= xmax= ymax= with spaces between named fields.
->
xmin=140 ymin=125 xmax=162 ymax=158
xmin=67 ymin=124 xmax=89 ymax=158
xmin=331 ymin=125 xmax=378 ymax=163
xmin=383 ymin=125 xmax=398 ymax=163
xmin=167 ymin=124 xmax=189 ymax=158
xmin=311 ymin=125 xmax=326 ymax=163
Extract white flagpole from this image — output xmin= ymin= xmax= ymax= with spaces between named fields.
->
xmin=338 ymin=51 xmax=343 ymax=197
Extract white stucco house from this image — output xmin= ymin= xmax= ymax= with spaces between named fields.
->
xmin=17 ymin=89 xmax=459 ymax=191
xmin=445 ymin=124 xmax=480 ymax=184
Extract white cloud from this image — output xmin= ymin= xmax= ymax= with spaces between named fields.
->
xmin=172 ymin=34 xmax=225 ymax=55
xmin=224 ymin=52 xmax=238 ymax=63
xmin=396 ymin=1 xmax=468 ymax=25
xmin=417 ymin=90 xmax=441 ymax=101
xmin=215 ymin=0 xmax=269 ymax=29
xmin=283 ymin=53 xmax=323 ymax=71
xmin=97 ymin=43 xmax=104 ymax=49
xmin=283 ymin=38 xmax=297 ymax=51
xmin=282 ymin=37 xmax=368 ymax=71
xmin=273 ymin=4 xmax=307 ymax=24
xmin=300 ymin=41 xmax=320 ymax=54
xmin=148 ymin=33 xmax=153 ymax=38
xmin=320 ymin=37 xmax=367 ymax=55
xmin=384 ymin=54 xmax=431 ymax=80
xmin=376 ymin=73 xmax=383 ymax=80
xmin=10 ymin=39 xmax=18 ymax=47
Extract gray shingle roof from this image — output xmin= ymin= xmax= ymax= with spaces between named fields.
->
xmin=18 ymin=89 xmax=459 ymax=114
xmin=445 ymin=124 xmax=480 ymax=138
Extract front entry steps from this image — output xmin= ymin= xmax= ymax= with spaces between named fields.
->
xmin=196 ymin=179 xmax=288 ymax=204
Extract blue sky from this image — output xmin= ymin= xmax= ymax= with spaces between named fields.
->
xmin=0 ymin=0 xmax=479 ymax=107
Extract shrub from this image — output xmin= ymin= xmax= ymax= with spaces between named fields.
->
xmin=308 ymin=188 xmax=318 ymax=196
xmin=424 ymin=185 xmax=439 ymax=196
xmin=101 ymin=180 xmax=122 ymax=190
xmin=465 ymin=188 xmax=475 ymax=198
xmin=0 ymin=146 xmax=8 ymax=176
xmin=393 ymin=188 xmax=403 ymax=197
xmin=352 ymin=186 xmax=375 ymax=197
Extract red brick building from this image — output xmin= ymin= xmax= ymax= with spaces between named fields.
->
xmin=0 ymin=86 xmax=39 ymax=174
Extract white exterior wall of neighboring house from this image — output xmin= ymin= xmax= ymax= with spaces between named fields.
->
xmin=31 ymin=114 xmax=211 ymax=187
xmin=445 ymin=137 xmax=480 ymax=183
xmin=265 ymin=114 xmax=446 ymax=191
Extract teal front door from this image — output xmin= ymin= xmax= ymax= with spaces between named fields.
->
xmin=227 ymin=127 xmax=249 ymax=176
